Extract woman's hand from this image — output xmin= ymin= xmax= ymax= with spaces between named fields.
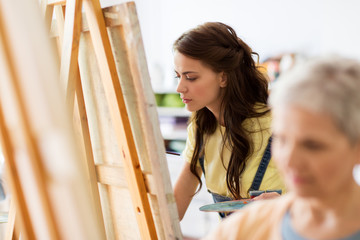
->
xmin=252 ymin=192 xmax=280 ymax=200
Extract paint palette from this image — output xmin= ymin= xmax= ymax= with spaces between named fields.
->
xmin=199 ymin=199 xmax=253 ymax=213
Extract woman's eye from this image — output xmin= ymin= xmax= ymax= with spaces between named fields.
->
xmin=185 ymin=74 xmax=197 ymax=81
xmin=303 ymin=141 xmax=326 ymax=151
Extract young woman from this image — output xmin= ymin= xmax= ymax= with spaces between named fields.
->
xmin=203 ymin=56 xmax=360 ymax=239
xmin=173 ymin=22 xmax=286 ymax=220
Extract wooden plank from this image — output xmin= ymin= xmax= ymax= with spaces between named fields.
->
xmin=107 ymin=187 xmax=142 ymax=239
xmin=41 ymin=0 xmax=54 ymax=31
xmin=115 ymin=3 xmax=182 ymax=239
xmin=77 ymin=31 xmax=120 ymax=239
xmin=0 ymin=101 xmax=35 ymax=240
xmin=95 ymin=164 xmax=127 ymax=187
xmin=5 ymin=200 xmax=17 ymax=240
xmin=60 ymin=0 xmax=82 ymax=109
xmin=74 ymin=71 xmax=107 ymax=238
xmin=82 ymin=0 xmax=158 ymax=239
xmin=54 ymin=5 xmax=65 ymax=55
xmin=106 ymin=24 xmax=153 ymax=172
xmin=47 ymin=0 xmax=66 ymax=6
xmin=54 ymin=1 xmax=107 ymax=237
xmin=95 ymin=164 xmax=157 ymax=195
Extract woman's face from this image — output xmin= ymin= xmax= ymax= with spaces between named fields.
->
xmin=272 ymin=105 xmax=360 ymax=199
xmin=174 ymin=51 xmax=226 ymax=113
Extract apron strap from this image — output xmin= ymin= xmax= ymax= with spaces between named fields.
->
xmin=249 ymin=136 xmax=272 ymax=191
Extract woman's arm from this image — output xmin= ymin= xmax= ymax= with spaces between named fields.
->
xmin=174 ymin=161 xmax=202 ymax=221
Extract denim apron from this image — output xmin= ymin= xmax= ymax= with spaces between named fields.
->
xmin=199 ymin=137 xmax=272 ymax=218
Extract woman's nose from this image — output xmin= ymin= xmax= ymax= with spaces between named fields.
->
xmin=284 ymin=144 xmax=304 ymax=170
xmin=176 ymin=78 xmax=187 ymax=93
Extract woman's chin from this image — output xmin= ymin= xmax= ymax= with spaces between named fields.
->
xmin=185 ymin=105 xmax=199 ymax=112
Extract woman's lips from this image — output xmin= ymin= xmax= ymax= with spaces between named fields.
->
xmin=182 ymin=98 xmax=192 ymax=104
xmin=291 ymin=174 xmax=310 ymax=185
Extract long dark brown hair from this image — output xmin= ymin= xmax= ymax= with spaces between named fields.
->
xmin=173 ymin=22 xmax=269 ymax=199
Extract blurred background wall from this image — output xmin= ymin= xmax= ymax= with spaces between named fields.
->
xmin=102 ymin=0 xmax=360 ymax=92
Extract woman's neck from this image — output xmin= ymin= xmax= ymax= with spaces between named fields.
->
xmin=294 ymin=184 xmax=360 ymax=217
xmin=290 ymin=182 xmax=360 ymax=239
xmin=206 ymin=107 xmax=224 ymax=126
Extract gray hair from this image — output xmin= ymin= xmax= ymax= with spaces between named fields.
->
xmin=269 ymin=56 xmax=360 ymax=143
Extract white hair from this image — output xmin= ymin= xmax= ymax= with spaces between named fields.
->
xmin=269 ymin=55 xmax=360 ymax=143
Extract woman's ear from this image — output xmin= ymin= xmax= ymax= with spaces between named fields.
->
xmin=353 ymin=142 xmax=360 ymax=165
xmin=219 ymin=72 xmax=227 ymax=88
xmin=357 ymin=143 xmax=360 ymax=165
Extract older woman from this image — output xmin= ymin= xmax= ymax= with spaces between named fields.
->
xmin=202 ymin=56 xmax=360 ymax=240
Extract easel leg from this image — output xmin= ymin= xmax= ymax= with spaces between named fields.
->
xmin=5 ymin=200 xmax=17 ymax=240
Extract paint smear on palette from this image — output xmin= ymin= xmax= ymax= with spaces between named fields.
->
xmin=199 ymin=199 xmax=253 ymax=213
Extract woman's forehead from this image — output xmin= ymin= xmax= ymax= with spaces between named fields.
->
xmin=174 ymin=53 xmax=208 ymax=73
xmin=272 ymin=106 xmax=339 ymax=135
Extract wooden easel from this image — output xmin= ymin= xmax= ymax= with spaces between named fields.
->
xmin=46 ymin=1 xmax=182 ymax=238
xmin=1 ymin=0 xmax=182 ymax=239
xmin=0 ymin=0 xmax=105 ymax=239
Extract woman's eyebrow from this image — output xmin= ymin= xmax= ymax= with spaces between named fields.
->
xmin=174 ymin=70 xmax=199 ymax=75
xmin=176 ymin=71 xmax=198 ymax=75
xmin=182 ymin=71 xmax=198 ymax=74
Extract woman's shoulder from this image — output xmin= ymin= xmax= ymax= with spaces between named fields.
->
xmin=186 ymin=119 xmax=196 ymax=136
xmin=202 ymin=193 xmax=295 ymax=240
xmin=243 ymin=104 xmax=272 ymax=132
xmin=254 ymin=103 xmax=272 ymax=120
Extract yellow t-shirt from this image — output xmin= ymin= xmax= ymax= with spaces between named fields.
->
xmin=182 ymin=111 xmax=286 ymax=198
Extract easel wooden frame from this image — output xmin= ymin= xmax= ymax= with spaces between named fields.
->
xmin=0 ymin=0 xmax=105 ymax=239
xmin=42 ymin=0 xmax=182 ymax=239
